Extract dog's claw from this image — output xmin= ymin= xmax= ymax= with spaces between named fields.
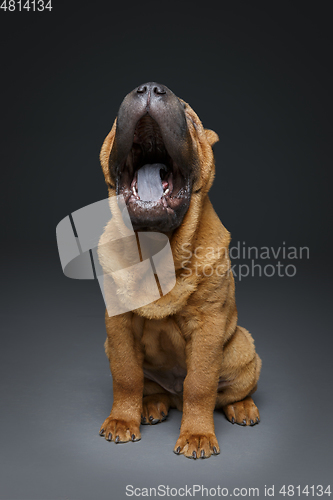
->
xmin=107 ymin=432 xmax=112 ymax=441
xmin=149 ymin=416 xmax=159 ymax=424
xmin=192 ymin=451 xmax=197 ymax=459
xmin=231 ymin=417 xmax=235 ymax=424
xmin=213 ymin=446 xmax=219 ymax=455
xmin=175 ymin=446 xmax=181 ymax=455
xmin=241 ymin=419 xmax=246 ymax=426
xmin=99 ymin=428 xmax=105 ymax=436
xmin=201 ymin=450 xmax=205 ymax=458
xmin=115 ymin=435 xmax=120 ymax=443
xmin=131 ymin=434 xmax=136 ymax=441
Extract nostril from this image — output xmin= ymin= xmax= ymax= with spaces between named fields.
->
xmin=137 ymin=85 xmax=147 ymax=94
xmin=153 ymin=85 xmax=166 ymax=95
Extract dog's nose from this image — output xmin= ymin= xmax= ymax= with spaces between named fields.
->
xmin=152 ymin=84 xmax=167 ymax=95
xmin=136 ymin=82 xmax=167 ymax=96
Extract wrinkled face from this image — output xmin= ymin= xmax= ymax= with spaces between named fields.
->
xmin=102 ymin=82 xmax=218 ymax=232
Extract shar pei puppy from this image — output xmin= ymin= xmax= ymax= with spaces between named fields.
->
xmin=97 ymin=82 xmax=261 ymax=459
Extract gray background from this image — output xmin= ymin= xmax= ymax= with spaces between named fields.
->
xmin=1 ymin=2 xmax=332 ymax=499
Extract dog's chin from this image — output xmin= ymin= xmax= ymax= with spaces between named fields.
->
xmin=125 ymin=196 xmax=191 ymax=232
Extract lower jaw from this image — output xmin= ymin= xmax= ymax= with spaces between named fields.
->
xmin=127 ymin=200 xmax=189 ymax=232
xmin=117 ymin=184 xmax=191 ymax=232
xmin=127 ymin=201 xmax=175 ymax=231
xmin=127 ymin=195 xmax=174 ymax=212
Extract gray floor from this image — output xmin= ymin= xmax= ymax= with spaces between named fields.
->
xmin=1 ymin=243 xmax=332 ymax=500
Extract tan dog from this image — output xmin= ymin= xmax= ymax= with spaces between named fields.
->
xmin=98 ymin=82 xmax=261 ymax=459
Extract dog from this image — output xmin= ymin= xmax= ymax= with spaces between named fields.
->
xmin=97 ymin=82 xmax=261 ymax=459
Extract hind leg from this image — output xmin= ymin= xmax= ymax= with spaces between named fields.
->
xmin=142 ymin=379 xmax=182 ymax=425
xmin=216 ymin=352 xmax=261 ymax=426
xmin=222 ymin=395 xmax=260 ymax=426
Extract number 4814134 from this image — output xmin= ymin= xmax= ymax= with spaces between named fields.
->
xmin=0 ymin=0 xmax=52 ymax=11
xmin=279 ymin=485 xmax=331 ymax=496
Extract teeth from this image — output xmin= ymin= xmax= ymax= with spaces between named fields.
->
xmin=164 ymin=188 xmax=170 ymax=195
xmin=132 ymin=185 xmax=138 ymax=197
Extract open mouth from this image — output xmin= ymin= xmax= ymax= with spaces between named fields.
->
xmin=115 ymin=115 xmax=191 ymax=231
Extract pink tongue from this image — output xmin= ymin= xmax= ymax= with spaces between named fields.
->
xmin=137 ymin=164 xmax=166 ymax=201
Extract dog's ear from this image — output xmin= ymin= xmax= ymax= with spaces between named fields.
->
xmin=205 ymin=129 xmax=219 ymax=147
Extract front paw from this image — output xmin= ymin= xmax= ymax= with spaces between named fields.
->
xmin=173 ymin=431 xmax=220 ymax=459
xmin=99 ymin=417 xmax=141 ymax=443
